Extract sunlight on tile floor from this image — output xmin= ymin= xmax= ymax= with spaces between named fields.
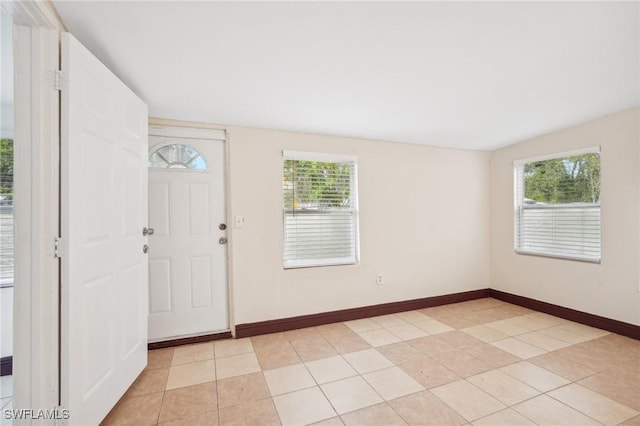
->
xmin=101 ymin=298 xmax=640 ymax=426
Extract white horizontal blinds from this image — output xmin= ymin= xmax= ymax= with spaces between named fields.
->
xmin=283 ymin=152 xmax=357 ymax=268
xmin=515 ymin=150 xmax=601 ymax=262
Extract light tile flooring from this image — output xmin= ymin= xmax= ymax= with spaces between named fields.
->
xmin=102 ymin=298 xmax=640 ymax=426
xmin=0 ymin=375 xmax=12 ymax=426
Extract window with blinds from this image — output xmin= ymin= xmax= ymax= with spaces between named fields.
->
xmin=514 ymin=148 xmax=601 ymax=262
xmin=283 ymin=151 xmax=359 ymax=268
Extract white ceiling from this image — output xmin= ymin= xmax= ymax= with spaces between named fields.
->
xmin=53 ymin=1 xmax=639 ymax=150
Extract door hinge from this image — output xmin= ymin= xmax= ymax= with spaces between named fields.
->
xmin=54 ymin=237 xmax=64 ymax=258
xmin=54 ymin=70 xmax=63 ymax=91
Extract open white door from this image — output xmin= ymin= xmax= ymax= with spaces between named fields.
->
xmin=60 ymin=33 xmax=149 ymax=424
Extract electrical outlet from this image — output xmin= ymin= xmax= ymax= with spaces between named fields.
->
xmin=376 ymin=274 xmax=384 ymax=285
xmin=235 ymin=215 xmax=245 ymax=228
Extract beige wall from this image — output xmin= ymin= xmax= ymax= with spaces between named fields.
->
xmin=490 ymin=107 xmax=640 ymax=325
xmin=152 ymin=107 xmax=638 ymax=329
xmin=225 ymin=126 xmax=491 ymax=324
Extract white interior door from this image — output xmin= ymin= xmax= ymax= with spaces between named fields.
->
xmin=60 ymin=33 xmax=149 ymax=425
xmin=148 ymin=130 xmax=229 ymax=341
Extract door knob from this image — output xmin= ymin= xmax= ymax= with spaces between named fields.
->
xmin=219 ymin=237 xmax=228 ymax=245
xmin=143 ymin=244 xmax=149 ymax=254
xmin=143 ymin=227 xmax=155 ymax=236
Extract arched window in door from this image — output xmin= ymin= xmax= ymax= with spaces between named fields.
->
xmin=149 ymin=143 xmax=207 ymax=170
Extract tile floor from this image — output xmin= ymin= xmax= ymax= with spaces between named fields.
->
xmin=0 ymin=375 xmax=12 ymax=426
xmin=101 ymin=298 xmax=640 ymax=426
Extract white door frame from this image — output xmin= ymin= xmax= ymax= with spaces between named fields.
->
xmin=148 ymin=122 xmax=235 ymax=336
xmin=2 ymin=0 xmax=63 ymax=421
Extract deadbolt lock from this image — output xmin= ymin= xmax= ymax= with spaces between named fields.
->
xmin=219 ymin=223 xmax=227 ymax=230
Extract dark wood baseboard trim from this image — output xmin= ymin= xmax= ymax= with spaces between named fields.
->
xmin=489 ymin=289 xmax=640 ymax=341
xmin=0 ymin=356 xmax=12 ymax=376
xmin=148 ymin=331 xmax=233 ymax=350
xmin=147 ymin=288 xmax=639 ymax=344
xmin=235 ymin=288 xmax=490 ymax=338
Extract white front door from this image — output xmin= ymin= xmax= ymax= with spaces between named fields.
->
xmin=60 ymin=33 xmax=149 ymax=424
xmin=147 ymin=129 xmax=228 ymax=341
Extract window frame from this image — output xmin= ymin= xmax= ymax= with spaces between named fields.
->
xmin=513 ymin=146 xmax=602 ymax=263
xmin=282 ymin=150 xmax=360 ymax=269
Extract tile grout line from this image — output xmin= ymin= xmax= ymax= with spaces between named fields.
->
xmin=153 ymin=350 xmax=175 ymax=426
xmin=247 ymin=338 xmax=288 ymax=426
xmin=212 ymin=343 xmax=222 ymax=426
xmin=107 ymin=301 xmax=639 ymax=425
xmin=256 ymin=333 xmax=299 ymax=425
xmin=544 ymin=382 xmax=639 ymax=425
xmin=541 ymin=386 xmax=607 ymax=426
xmin=283 ymin=328 xmax=343 ymax=423
xmin=279 ymin=323 xmax=424 ymax=423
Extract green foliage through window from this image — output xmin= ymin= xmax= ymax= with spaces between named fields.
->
xmin=283 ymin=160 xmax=353 ymax=209
xmin=0 ymin=139 xmax=13 ymax=203
xmin=282 ymin=155 xmax=358 ymax=268
xmin=524 ymin=153 xmax=600 ymax=204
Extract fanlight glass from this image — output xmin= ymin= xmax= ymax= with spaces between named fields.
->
xmin=149 ymin=144 xmax=207 ymax=170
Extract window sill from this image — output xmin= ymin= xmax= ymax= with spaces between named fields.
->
xmin=514 ymin=249 xmax=601 ymax=264
xmin=284 ymin=258 xmax=358 ymax=269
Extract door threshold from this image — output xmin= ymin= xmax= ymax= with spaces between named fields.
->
xmin=148 ymin=330 xmax=233 ymax=350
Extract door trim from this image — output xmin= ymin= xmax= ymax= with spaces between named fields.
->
xmin=149 ymin=125 xmax=225 ymax=141
xmin=4 ymin=0 xmax=65 ymax=419
xmin=147 ymin=331 xmax=232 ymax=350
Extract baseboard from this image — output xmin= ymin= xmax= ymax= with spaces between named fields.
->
xmin=148 ymin=331 xmax=233 ymax=350
xmin=0 ymin=356 xmax=11 ymax=377
xmin=235 ymin=288 xmax=490 ymax=338
xmin=489 ymin=289 xmax=640 ymax=340
xmin=147 ymin=288 xmax=639 ymax=346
